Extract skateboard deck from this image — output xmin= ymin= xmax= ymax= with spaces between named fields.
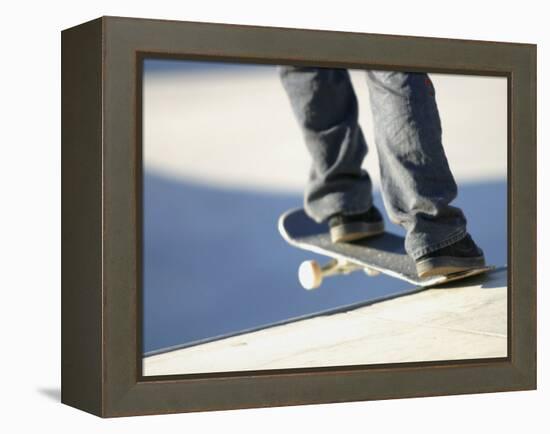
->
xmin=279 ymin=208 xmax=494 ymax=290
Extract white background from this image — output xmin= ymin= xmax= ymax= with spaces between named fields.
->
xmin=0 ymin=0 xmax=546 ymax=432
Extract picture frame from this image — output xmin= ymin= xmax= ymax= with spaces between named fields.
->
xmin=61 ymin=15 xmax=536 ymax=417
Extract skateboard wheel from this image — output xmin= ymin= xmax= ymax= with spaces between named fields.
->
xmin=364 ymin=267 xmax=381 ymax=277
xmin=299 ymin=260 xmax=323 ymax=290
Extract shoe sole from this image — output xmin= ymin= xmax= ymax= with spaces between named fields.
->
xmin=416 ymin=255 xmax=486 ymax=278
xmin=330 ymin=221 xmax=385 ymax=243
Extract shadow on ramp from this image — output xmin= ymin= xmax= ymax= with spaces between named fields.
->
xmin=143 ymin=170 xmax=507 ymax=354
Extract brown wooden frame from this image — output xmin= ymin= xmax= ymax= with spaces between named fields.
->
xmin=61 ymin=16 xmax=537 ymax=417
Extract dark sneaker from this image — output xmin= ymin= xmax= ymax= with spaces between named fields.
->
xmin=328 ymin=206 xmax=385 ymax=243
xmin=415 ymin=234 xmax=485 ymax=278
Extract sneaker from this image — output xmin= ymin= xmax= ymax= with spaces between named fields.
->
xmin=415 ymin=234 xmax=485 ymax=278
xmin=328 ymin=206 xmax=385 ymax=243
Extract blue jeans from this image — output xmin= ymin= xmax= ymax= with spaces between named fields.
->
xmin=279 ymin=67 xmax=468 ymax=260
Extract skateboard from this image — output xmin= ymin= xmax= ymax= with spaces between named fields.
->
xmin=278 ymin=208 xmax=494 ymax=290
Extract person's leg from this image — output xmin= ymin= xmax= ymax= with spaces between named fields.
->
xmin=365 ymin=71 xmax=484 ymax=275
xmin=279 ymin=66 xmax=374 ymax=223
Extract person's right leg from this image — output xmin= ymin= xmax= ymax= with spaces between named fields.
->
xmin=279 ymin=66 xmax=384 ymax=242
xmin=365 ymin=71 xmax=485 ymax=276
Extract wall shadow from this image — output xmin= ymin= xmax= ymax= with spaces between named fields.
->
xmin=36 ymin=388 xmax=60 ymax=402
xmin=143 ymin=171 xmax=507 ymax=354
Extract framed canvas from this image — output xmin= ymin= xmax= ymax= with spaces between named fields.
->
xmin=61 ymin=16 xmax=536 ymax=417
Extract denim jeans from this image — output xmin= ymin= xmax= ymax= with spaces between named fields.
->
xmin=279 ymin=67 xmax=468 ymax=260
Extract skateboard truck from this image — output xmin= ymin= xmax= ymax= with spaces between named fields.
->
xmin=298 ymin=258 xmax=381 ymax=290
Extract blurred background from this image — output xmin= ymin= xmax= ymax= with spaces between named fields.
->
xmin=142 ymin=59 xmax=507 ymax=356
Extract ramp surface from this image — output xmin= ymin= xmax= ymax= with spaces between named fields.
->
xmin=143 ymin=268 xmax=507 ymax=376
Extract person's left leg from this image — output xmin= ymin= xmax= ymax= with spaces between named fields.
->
xmin=365 ymin=71 xmax=485 ymax=277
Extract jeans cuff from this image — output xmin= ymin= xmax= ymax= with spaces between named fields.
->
xmin=304 ymin=191 xmax=373 ymax=223
xmin=408 ymin=228 xmax=468 ymax=260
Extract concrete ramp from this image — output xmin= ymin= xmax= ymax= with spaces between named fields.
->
xmin=143 ymin=268 xmax=507 ymax=376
